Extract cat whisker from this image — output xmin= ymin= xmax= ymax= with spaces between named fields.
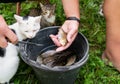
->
xmin=18 ymin=41 xmax=44 ymax=46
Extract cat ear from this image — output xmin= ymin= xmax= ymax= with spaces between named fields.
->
xmin=53 ymin=4 xmax=56 ymax=12
xmin=14 ymin=14 xmax=22 ymax=23
xmin=40 ymin=3 xmax=44 ymax=11
xmin=40 ymin=2 xmax=43 ymax=8
xmin=53 ymin=4 xmax=56 ymax=8
xmin=35 ymin=16 xmax=42 ymax=22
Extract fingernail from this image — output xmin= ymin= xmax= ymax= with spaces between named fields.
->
xmin=68 ymin=38 xmax=71 ymax=42
xmin=56 ymin=48 xmax=60 ymax=52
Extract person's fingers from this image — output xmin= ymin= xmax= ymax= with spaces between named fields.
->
xmin=69 ymin=33 xmax=77 ymax=45
xmin=56 ymin=46 xmax=69 ymax=52
xmin=0 ymin=35 xmax=8 ymax=48
xmin=61 ymin=25 xmax=68 ymax=33
xmin=5 ymin=29 xmax=18 ymax=44
xmin=56 ymin=33 xmax=77 ymax=52
xmin=49 ymin=34 xmax=57 ymax=38
xmin=67 ymin=29 xmax=77 ymax=42
xmin=56 ymin=42 xmax=70 ymax=51
xmin=49 ymin=34 xmax=61 ymax=46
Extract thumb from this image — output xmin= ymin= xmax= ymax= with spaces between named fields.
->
xmin=67 ymin=30 xmax=76 ymax=42
xmin=5 ymin=28 xmax=18 ymax=44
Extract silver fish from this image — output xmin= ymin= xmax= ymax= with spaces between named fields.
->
xmin=36 ymin=50 xmax=76 ymax=67
xmin=65 ymin=55 xmax=76 ymax=66
xmin=58 ymin=28 xmax=68 ymax=46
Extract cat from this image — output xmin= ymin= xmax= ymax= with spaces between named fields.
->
xmin=0 ymin=43 xmax=19 ymax=84
xmin=9 ymin=15 xmax=42 ymax=41
xmin=99 ymin=1 xmax=104 ymax=16
xmin=29 ymin=3 xmax=56 ymax=28
xmin=0 ymin=14 xmax=42 ymax=83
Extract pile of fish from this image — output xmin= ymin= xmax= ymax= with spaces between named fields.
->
xmin=36 ymin=50 xmax=76 ymax=67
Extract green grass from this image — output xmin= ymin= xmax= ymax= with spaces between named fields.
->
xmin=0 ymin=0 xmax=120 ymax=84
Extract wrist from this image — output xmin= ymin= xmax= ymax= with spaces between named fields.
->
xmin=66 ymin=17 xmax=80 ymax=24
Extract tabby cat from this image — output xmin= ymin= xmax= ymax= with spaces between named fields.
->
xmin=29 ymin=3 xmax=56 ymax=28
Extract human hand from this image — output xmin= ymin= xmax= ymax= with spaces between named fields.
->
xmin=50 ymin=20 xmax=79 ymax=51
xmin=0 ymin=16 xmax=18 ymax=48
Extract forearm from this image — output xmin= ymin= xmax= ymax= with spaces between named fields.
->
xmin=61 ymin=0 xmax=80 ymax=19
xmin=103 ymin=0 xmax=120 ymax=21
xmin=0 ymin=15 xmax=6 ymax=26
xmin=103 ymin=0 xmax=120 ymax=46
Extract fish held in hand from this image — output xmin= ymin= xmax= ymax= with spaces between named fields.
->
xmin=58 ymin=28 xmax=68 ymax=46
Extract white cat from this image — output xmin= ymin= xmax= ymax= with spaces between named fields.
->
xmin=0 ymin=43 xmax=19 ymax=84
xmin=0 ymin=14 xmax=42 ymax=83
xmin=9 ymin=15 xmax=42 ymax=41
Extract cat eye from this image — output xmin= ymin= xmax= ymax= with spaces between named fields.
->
xmin=43 ymin=11 xmax=47 ymax=14
xmin=33 ymin=30 xmax=37 ymax=32
xmin=25 ymin=31 xmax=28 ymax=32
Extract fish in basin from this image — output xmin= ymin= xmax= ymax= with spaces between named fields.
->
xmin=36 ymin=50 xmax=76 ymax=67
